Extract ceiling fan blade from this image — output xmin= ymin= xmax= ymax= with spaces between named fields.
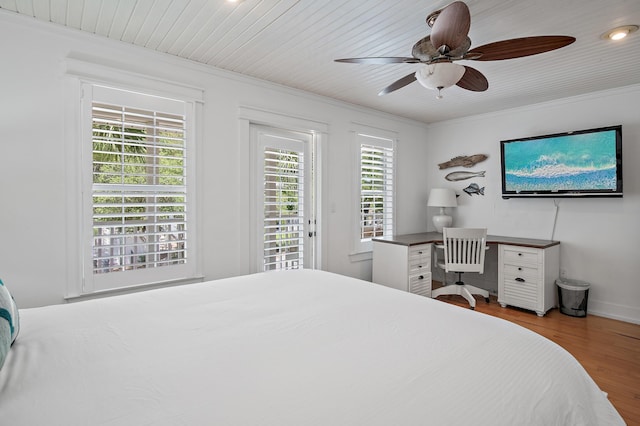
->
xmin=335 ymin=57 xmax=420 ymax=64
xmin=467 ymin=36 xmax=576 ymax=61
xmin=456 ymin=66 xmax=488 ymax=92
xmin=430 ymin=1 xmax=471 ymax=53
xmin=378 ymin=72 xmax=417 ymax=96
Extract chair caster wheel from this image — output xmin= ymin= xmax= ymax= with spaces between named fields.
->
xmin=485 ymin=297 xmax=490 ymax=303
xmin=470 ymin=306 xmax=475 ymax=310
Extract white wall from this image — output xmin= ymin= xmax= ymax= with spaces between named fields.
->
xmin=0 ymin=12 xmax=429 ymax=308
xmin=3 ymin=11 xmax=637 ymax=325
xmin=426 ymin=87 xmax=640 ymax=324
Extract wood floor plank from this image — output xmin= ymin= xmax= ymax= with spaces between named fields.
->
xmin=434 ymin=290 xmax=640 ymax=425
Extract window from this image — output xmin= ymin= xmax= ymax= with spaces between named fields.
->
xmin=354 ymin=131 xmax=395 ymax=253
xmin=82 ymin=84 xmax=196 ymax=293
xmin=262 ymin=146 xmax=305 ymax=271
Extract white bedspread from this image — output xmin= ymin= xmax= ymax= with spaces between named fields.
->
xmin=0 ymin=269 xmax=624 ymax=425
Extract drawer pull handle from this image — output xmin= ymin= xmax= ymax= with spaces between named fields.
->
xmin=418 ymin=275 xmax=424 ymax=280
xmin=518 ymin=267 xmax=522 ymax=271
xmin=515 ymin=277 xmax=525 ymax=282
xmin=518 ymin=253 xmax=523 ymax=256
xmin=418 ymin=251 xmax=423 ymax=254
xmin=418 ymin=265 xmax=422 ymax=268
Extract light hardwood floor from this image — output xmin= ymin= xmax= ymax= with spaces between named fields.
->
xmin=433 ymin=287 xmax=640 ymax=425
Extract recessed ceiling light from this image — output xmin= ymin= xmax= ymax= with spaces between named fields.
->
xmin=601 ymin=25 xmax=639 ymax=41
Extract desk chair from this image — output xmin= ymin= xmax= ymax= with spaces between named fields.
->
xmin=432 ymin=227 xmax=489 ymax=310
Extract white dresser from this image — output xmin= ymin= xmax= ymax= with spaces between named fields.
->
xmin=372 ymin=232 xmax=560 ymax=316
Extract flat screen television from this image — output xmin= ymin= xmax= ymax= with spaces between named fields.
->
xmin=500 ymin=125 xmax=622 ymax=199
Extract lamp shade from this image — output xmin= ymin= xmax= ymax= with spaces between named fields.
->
xmin=415 ymin=63 xmax=466 ymax=90
xmin=427 ymin=188 xmax=457 ymax=232
xmin=427 ymin=188 xmax=458 ymax=208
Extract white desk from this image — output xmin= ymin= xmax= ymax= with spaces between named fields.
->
xmin=372 ymin=232 xmax=560 ymax=316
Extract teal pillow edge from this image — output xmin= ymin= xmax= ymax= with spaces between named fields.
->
xmin=0 ymin=279 xmax=19 ymax=344
xmin=0 ymin=320 xmax=10 ymax=370
xmin=0 ymin=308 xmax=13 ymax=334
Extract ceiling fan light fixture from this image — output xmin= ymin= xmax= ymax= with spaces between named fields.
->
xmin=602 ymin=25 xmax=638 ymax=41
xmin=415 ymin=63 xmax=466 ymax=97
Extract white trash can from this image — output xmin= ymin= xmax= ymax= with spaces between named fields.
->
xmin=556 ymin=278 xmax=590 ymax=317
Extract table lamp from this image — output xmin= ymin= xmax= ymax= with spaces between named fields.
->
xmin=427 ymin=188 xmax=457 ymax=232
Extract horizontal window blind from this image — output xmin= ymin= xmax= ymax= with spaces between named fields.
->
xmin=360 ymin=142 xmax=393 ymax=241
xmin=92 ymin=102 xmax=188 ymax=274
xmin=263 ymin=147 xmax=304 ymax=271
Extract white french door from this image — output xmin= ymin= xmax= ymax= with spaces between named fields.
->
xmin=253 ymin=125 xmax=316 ymax=272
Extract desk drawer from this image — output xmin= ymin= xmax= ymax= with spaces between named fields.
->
xmin=502 ymin=263 xmax=539 ymax=282
xmin=408 ymin=244 xmax=430 ymax=261
xmin=408 ymin=244 xmax=431 ymax=275
xmin=409 ymin=272 xmax=432 ymax=297
xmin=502 ymin=246 xmax=541 ymax=265
xmin=503 ymin=279 xmax=538 ymax=310
xmin=409 ymin=261 xmax=430 ymax=276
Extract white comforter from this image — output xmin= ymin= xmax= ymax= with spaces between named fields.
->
xmin=0 ymin=269 xmax=624 ymax=425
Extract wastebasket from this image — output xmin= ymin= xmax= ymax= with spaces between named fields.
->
xmin=556 ymin=278 xmax=590 ymax=317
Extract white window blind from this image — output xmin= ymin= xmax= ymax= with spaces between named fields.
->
xmin=360 ymin=139 xmax=394 ymax=242
xmin=91 ymin=102 xmax=188 ymax=275
xmin=263 ymin=147 xmax=305 ymax=271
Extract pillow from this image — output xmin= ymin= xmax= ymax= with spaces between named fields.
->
xmin=0 ymin=319 xmax=10 ymax=370
xmin=0 ymin=279 xmax=20 ymax=370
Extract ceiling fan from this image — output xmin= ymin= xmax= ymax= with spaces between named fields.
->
xmin=335 ymin=1 xmax=575 ymax=99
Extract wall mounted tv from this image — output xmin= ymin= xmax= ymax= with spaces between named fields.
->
xmin=500 ymin=125 xmax=622 ymax=199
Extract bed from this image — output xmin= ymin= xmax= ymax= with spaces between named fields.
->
xmin=0 ymin=269 xmax=624 ymax=425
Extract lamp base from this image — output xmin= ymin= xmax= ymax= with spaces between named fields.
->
xmin=432 ymin=214 xmax=452 ymax=233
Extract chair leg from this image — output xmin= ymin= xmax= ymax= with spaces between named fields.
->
xmin=460 ymin=286 xmax=476 ymax=310
xmin=431 ymin=284 xmax=458 ymax=298
xmin=433 ymin=273 xmax=491 ymax=308
xmin=464 ymin=284 xmax=489 ymax=302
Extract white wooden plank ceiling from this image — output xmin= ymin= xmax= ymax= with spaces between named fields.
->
xmin=2 ymin=0 xmax=639 ymax=123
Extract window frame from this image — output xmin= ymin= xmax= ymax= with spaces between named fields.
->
xmin=78 ymin=83 xmax=199 ymax=295
xmin=239 ymin=106 xmax=327 ymax=275
xmin=351 ymin=126 xmax=396 ymax=255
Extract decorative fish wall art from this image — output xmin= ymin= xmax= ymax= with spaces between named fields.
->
xmin=463 ymin=183 xmax=485 ymax=196
xmin=445 ymin=170 xmax=485 ymax=181
xmin=438 ymin=154 xmax=487 ymax=170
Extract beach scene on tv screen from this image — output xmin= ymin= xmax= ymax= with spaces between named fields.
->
xmin=504 ymin=131 xmax=618 ymax=192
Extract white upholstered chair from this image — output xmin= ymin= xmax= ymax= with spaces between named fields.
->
xmin=432 ymin=227 xmax=489 ymax=310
